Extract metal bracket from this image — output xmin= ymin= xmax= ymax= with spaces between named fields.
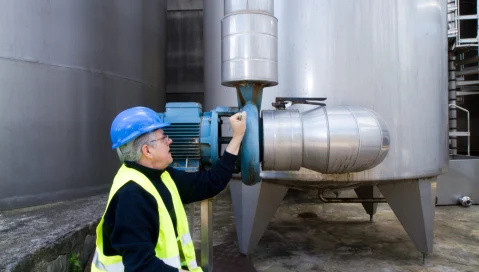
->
xmin=272 ymin=97 xmax=327 ymax=109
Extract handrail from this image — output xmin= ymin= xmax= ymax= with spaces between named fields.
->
xmin=449 ymin=104 xmax=470 ymax=156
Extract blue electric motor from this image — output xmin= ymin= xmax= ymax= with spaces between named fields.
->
xmin=158 ymin=102 xmax=240 ymax=173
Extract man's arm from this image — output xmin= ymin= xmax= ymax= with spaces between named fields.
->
xmin=107 ymin=183 xmax=178 ymax=272
xmin=170 ymin=111 xmax=246 ymax=204
xmin=169 ymin=151 xmax=237 ymax=204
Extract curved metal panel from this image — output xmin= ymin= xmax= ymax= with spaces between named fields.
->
xmin=262 ymin=109 xmax=302 ymax=171
xmin=263 ymin=106 xmax=389 ymax=173
xmin=221 ymin=0 xmax=278 ymax=87
xmin=325 ymin=107 xmax=361 ymax=173
xmin=225 ymin=0 xmax=274 ymax=15
xmin=302 ymin=106 xmax=330 ymax=173
xmin=205 ymin=0 xmax=448 ymax=183
xmin=0 ymin=0 xmax=167 ymax=210
xmin=347 ymin=107 xmax=384 ymax=171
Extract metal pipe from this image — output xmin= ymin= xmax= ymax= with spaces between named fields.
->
xmin=458 ymin=0 xmax=461 ymax=45
xmin=262 ymin=106 xmax=390 ymax=174
xmin=455 ymin=66 xmax=479 ymax=76
xmin=318 ymin=190 xmax=387 ymax=203
xmin=458 ymin=196 xmax=472 ymax=207
xmin=455 ymin=55 xmax=479 ymax=65
xmin=449 ymin=104 xmax=470 ymax=156
xmin=455 ymin=80 xmax=479 ymax=86
xmin=200 ymin=199 xmax=213 ymax=271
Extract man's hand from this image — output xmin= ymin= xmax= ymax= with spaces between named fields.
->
xmin=230 ymin=111 xmax=246 ymax=138
xmin=225 ymin=111 xmax=246 ymax=155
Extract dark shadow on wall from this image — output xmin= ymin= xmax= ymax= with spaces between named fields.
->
xmin=166 ymin=9 xmax=205 ymax=105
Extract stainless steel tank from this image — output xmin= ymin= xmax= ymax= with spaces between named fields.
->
xmin=205 ymin=0 xmax=448 ymax=259
xmin=204 ymin=0 xmax=231 ymax=111
xmin=0 ymin=0 xmax=167 ymax=210
xmin=205 ymin=0 xmax=449 ymax=187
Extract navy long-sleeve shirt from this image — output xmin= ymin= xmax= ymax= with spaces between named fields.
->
xmin=101 ymin=151 xmax=237 ymax=272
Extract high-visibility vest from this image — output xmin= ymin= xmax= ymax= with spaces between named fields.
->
xmin=91 ymin=164 xmax=202 ymax=272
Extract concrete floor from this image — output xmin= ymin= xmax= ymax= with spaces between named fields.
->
xmin=2 ymin=184 xmax=477 ymax=271
xmin=189 ymin=186 xmax=479 ymax=272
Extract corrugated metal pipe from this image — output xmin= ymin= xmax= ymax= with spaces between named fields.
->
xmin=261 ymin=106 xmax=390 ymax=174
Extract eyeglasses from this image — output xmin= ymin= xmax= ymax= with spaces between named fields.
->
xmin=151 ymin=135 xmax=169 ymax=145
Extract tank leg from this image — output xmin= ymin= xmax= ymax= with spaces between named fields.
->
xmin=230 ymin=180 xmax=289 ymax=255
xmin=423 ymin=253 xmax=429 ymax=266
xmin=377 ymin=178 xmax=437 ymax=256
xmin=354 ymin=186 xmax=380 ymax=222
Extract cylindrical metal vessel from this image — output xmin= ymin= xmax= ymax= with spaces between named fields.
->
xmin=221 ymin=0 xmax=278 ymax=87
xmin=0 ymin=0 xmax=167 ymax=209
xmin=205 ymin=0 xmax=449 ymax=186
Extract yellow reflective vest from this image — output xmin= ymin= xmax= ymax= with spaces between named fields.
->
xmin=91 ymin=164 xmax=202 ymax=272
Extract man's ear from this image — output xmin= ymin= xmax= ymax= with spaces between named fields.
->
xmin=141 ymin=144 xmax=153 ymax=159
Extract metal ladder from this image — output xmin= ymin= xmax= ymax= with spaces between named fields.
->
xmin=448 ymin=0 xmax=477 ymax=155
xmin=449 ymin=0 xmax=479 ymax=47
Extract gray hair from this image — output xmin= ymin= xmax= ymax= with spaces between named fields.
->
xmin=116 ymin=132 xmax=157 ymax=162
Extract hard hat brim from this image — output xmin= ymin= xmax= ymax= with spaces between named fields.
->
xmin=111 ymin=122 xmax=171 ymax=149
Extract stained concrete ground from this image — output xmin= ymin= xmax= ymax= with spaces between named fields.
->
xmin=189 ymin=187 xmax=479 ymax=272
xmin=1 ymin=186 xmax=478 ymax=272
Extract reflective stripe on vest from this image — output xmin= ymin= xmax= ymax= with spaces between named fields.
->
xmin=189 ymin=259 xmax=199 ymax=269
xmin=179 ymin=232 xmax=193 ymax=245
xmin=92 ymin=250 xmax=181 ymax=271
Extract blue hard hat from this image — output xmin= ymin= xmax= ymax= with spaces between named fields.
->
xmin=110 ymin=106 xmax=170 ymax=149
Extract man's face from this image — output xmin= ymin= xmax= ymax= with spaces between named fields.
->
xmin=147 ymin=129 xmax=173 ymax=169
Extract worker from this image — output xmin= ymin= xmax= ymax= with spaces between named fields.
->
xmin=91 ymin=106 xmax=246 ymax=272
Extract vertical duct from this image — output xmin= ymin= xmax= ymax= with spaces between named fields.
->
xmin=221 ymin=0 xmax=278 ymax=87
xmin=221 ymin=0 xmax=278 ymax=185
